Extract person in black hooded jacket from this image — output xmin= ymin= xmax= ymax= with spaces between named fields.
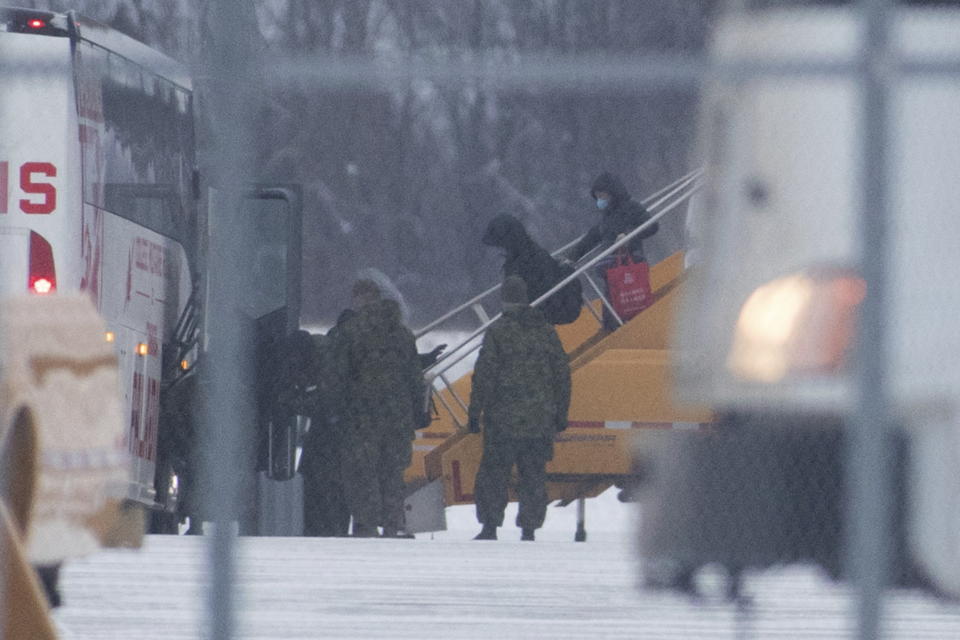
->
xmin=482 ymin=214 xmax=558 ymax=304
xmin=570 ymin=171 xmax=658 ymax=261
xmin=569 ymin=171 xmax=659 ymax=330
xmin=482 ymin=213 xmax=585 ymax=325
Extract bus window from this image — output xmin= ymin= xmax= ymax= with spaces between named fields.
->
xmin=78 ymin=40 xmax=196 ymax=246
xmin=103 ymin=183 xmax=178 ymax=237
xmin=239 ymin=196 xmax=290 ymax=322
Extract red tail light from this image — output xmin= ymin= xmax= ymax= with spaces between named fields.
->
xmin=29 ymin=231 xmax=56 ymax=294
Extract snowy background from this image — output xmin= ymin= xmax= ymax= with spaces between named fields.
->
xmin=21 ymin=0 xmax=714 ymax=326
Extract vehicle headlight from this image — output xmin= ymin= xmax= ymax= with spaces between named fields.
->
xmin=726 ymin=268 xmax=866 ymax=383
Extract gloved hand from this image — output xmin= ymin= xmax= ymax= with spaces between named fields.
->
xmin=468 ymin=415 xmax=481 ymax=434
xmin=555 ymin=419 xmax=568 ymax=433
xmin=423 ymin=343 xmax=447 ymax=367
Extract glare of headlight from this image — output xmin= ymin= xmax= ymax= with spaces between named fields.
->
xmin=727 ymin=274 xmax=814 ymax=383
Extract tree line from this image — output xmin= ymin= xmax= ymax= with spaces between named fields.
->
xmin=27 ymin=0 xmax=715 ymax=326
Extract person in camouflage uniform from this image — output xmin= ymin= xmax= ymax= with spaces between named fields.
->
xmin=468 ymin=276 xmax=572 ymax=541
xmin=332 ymin=280 xmax=425 ymax=538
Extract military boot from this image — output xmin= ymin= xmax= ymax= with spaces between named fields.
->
xmin=473 ymin=524 xmax=497 ymax=540
xmin=521 ymin=528 xmax=536 ymax=541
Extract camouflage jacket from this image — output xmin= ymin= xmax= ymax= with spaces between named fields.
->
xmin=468 ymin=305 xmax=571 ymax=439
xmin=332 ymin=299 xmax=424 ymax=434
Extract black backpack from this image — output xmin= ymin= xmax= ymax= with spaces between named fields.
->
xmin=540 ymin=259 xmax=583 ymax=325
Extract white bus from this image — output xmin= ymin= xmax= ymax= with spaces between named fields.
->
xmin=0 ymin=7 xmax=303 ymax=530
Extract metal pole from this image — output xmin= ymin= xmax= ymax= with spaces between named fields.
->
xmin=200 ymin=2 xmax=260 ymax=639
xmin=574 ymin=497 xmax=587 ymax=542
xmin=849 ymin=1 xmax=894 ymax=638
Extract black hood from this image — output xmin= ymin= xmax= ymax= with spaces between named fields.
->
xmin=590 ymin=172 xmax=631 ymax=207
xmin=481 ymin=214 xmax=534 ymax=254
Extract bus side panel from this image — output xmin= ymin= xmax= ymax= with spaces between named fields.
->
xmin=75 ymin=36 xmax=197 ymax=508
xmin=98 ymin=212 xmax=190 ymax=504
xmin=0 ymin=32 xmax=83 ymax=298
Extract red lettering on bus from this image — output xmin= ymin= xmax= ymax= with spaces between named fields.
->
xmin=145 ymin=377 xmax=160 ymax=462
xmin=129 ymin=371 xmax=144 ymax=454
xmin=0 ymin=161 xmax=7 ymax=214
xmin=149 ymin=242 xmax=163 ymax=275
xmin=20 ymin=162 xmax=57 ymax=214
xmin=134 ymin=237 xmax=149 ymax=271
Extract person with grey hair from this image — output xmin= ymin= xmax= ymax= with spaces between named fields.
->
xmin=467 ymin=276 xmax=572 ymax=541
xmin=330 ymin=279 xmax=425 ymax=537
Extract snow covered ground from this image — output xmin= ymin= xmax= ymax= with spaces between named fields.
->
xmin=51 ymin=490 xmax=960 ymax=639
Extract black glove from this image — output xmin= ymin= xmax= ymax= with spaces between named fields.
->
xmin=420 ymin=344 xmax=448 ymax=368
xmin=555 ymin=418 xmax=568 ymax=433
xmin=467 ymin=415 xmax=481 ymax=434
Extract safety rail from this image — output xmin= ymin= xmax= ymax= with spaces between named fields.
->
xmin=422 ymin=170 xmax=703 ymax=428
xmin=413 ymin=168 xmax=702 ymax=339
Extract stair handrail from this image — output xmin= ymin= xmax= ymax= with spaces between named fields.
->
xmin=424 ymin=174 xmax=703 ymax=417
xmin=425 ymin=171 xmax=702 ymax=366
xmin=413 ymin=168 xmax=702 ymax=339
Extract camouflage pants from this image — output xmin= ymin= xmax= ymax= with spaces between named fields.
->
xmin=475 ymin=435 xmax=553 ymax=530
xmin=340 ymin=424 xmax=413 ymax=530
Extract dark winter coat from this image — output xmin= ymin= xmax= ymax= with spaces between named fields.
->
xmin=482 ymin=214 xmax=559 ymax=304
xmin=317 ymin=309 xmax=355 ymax=419
xmin=300 ymin=333 xmax=337 ymax=457
xmin=271 ymin=329 xmax=317 ymax=420
xmin=482 ymin=214 xmax=583 ymax=325
xmin=467 ymin=304 xmax=571 ymax=440
xmin=332 ymin=299 xmax=424 ymax=435
xmin=570 ymin=172 xmax=659 ymax=261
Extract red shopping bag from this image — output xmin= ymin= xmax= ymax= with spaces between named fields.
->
xmin=605 ymin=251 xmax=653 ymax=322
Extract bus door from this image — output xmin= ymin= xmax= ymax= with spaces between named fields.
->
xmin=202 ymin=187 xmax=303 ymax=479
xmin=206 ymin=185 xmax=303 ymax=536
xmin=239 ymin=186 xmax=303 ymax=483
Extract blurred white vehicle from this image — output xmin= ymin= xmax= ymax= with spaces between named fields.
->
xmin=656 ymin=0 xmax=960 ymax=598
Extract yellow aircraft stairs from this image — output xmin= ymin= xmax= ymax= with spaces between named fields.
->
xmin=404 ymin=170 xmax=711 ymax=538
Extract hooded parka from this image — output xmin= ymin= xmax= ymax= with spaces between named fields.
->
xmin=570 ymin=172 xmax=658 ymax=261
xmin=332 ymin=298 xmax=424 ymax=532
xmin=482 ymin=214 xmax=559 ymax=304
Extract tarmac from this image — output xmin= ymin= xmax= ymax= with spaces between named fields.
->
xmin=50 ymin=497 xmax=960 ymax=639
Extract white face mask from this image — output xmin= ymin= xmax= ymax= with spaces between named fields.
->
xmin=596 ymin=198 xmax=609 ymax=210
